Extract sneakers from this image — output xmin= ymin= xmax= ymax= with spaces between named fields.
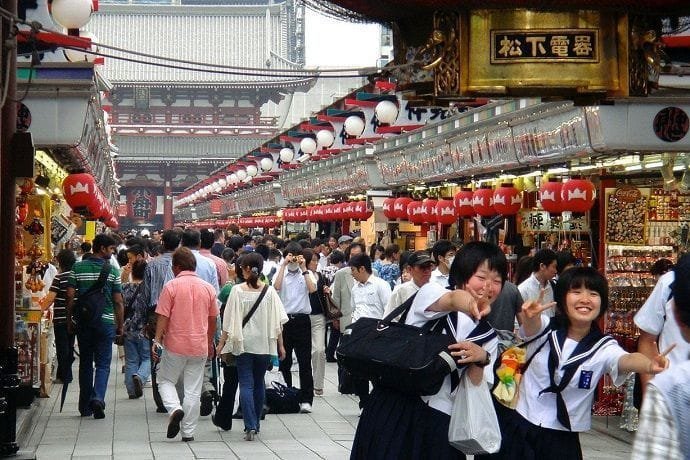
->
xmin=132 ymin=375 xmax=143 ymax=398
xmin=299 ymin=402 xmax=312 ymax=414
xmin=314 ymin=389 xmax=324 ymax=396
xmin=200 ymin=391 xmax=214 ymax=416
xmin=167 ymin=409 xmax=184 ymax=439
xmin=181 ymin=436 xmax=194 ymax=442
xmin=244 ymin=429 xmax=257 ymax=441
xmin=91 ymin=400 xmax=105 ymax=419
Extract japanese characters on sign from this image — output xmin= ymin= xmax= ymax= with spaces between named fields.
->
xmin=491 ymin=29 xmax=598 ymax=64
xmin=519 ymin=210 xmax=590 ymax=233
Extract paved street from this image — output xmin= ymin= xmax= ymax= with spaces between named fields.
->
xmin=18 ymin=348 xmax=633 ymax=459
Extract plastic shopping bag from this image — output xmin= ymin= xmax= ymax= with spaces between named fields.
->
xmin=448 ymin=372 xmax=501 ymax=455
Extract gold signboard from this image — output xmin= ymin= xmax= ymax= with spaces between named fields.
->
xmin=461 ymin=10 xmax=628 ymax=97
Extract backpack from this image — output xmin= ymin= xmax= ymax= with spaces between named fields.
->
xmin=74 ymin=262 xmax=111 ymax=331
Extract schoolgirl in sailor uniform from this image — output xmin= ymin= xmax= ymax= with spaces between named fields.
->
xmin=351 ymin=242 xmax=507 ymax=460
xmin=484 ymin=267 xmax=670 ymax=460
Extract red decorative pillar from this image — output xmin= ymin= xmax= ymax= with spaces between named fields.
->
xmin=163 ymin=164 xmax=173 ymax=230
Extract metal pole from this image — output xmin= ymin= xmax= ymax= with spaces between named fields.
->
xmin=0 ymin=0 xmax=20 ymax=456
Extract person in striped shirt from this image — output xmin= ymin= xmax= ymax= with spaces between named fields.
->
xmin=65 ymin=233 xmax=124 ymax=419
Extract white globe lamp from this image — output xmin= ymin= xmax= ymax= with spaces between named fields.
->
xmin=375 ymin=100 xmax=399 ymax=124
xmin=300 ymin=137 xmax=317 ymax=155
xmin=218 ymin=178 xmax=227 ymax=188
xmin=344 ymin=116 xmax=365 ymax=136
xmin=260 ymin=157 xmax=274 ymax=171
xmin=279 ymin=147 xmax=294 ymax=163
xmin=51 ymin=0 xmax=94 ymax=29
xmin=246 ymin=164 xmax=258 ymax=177
xmin=64 ymin=31 xmax=98 ymax=62
xmin=236 ymin=169 xmax=247 ymax=181
xmin=229 ymin=173 xmax=238 ymax=184
xmin=316 ymin=129 xmax=335 ymax=148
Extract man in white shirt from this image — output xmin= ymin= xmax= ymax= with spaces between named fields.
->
xmin=349 ymin=252 xmax=392 ymax=408
xmin=272 ymin=242 xmax=317 ymax=413
xmin=430 ymin=240 xmax=456 ymax=289
xmin=517 ymin=249 xmax=557 ymax=317
xmin=384 ymin=251 xmax=435 ymax=316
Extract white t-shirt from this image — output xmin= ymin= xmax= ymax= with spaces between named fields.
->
xmin=517 ymin=316 xmax=629 ymax=431
xmin=634 ymin=271 xmax=690 ymax=366
xmin=406 ymin=282 xmax=498 ymax=415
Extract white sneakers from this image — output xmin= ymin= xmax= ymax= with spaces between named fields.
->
xmin=299 ymin=402 xmax=312 ymax=413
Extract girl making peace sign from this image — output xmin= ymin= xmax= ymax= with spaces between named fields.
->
xmin=484 ymin=266 xmax=671 ymax=460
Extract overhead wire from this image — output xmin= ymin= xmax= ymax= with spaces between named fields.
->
xmin=0 ymin=5 xmax=413 ymax=79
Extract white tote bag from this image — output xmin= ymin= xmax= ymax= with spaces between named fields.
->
xmin=448 ymin=372 xmax=502 ymax=455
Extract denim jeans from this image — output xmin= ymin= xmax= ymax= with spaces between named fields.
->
xmin=53 ymin=323 xmax=74 ymax=384
xmin=236 ymin=353 xmax=270 ymax=432
xmin=124 ymin=335 xmax=152 ymax=396
xmin=77 ymin=321 xmax=115 ymax=415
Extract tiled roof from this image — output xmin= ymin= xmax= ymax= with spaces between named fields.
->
xmin=113 ymin=135 xmax=265 ymax=160
xmin=89 ymin=4 xmax=305 ymax=84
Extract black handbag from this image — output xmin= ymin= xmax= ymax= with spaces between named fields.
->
xmin=336 ymin=293 xmax=458 ymax=396
xmin=264 ymin=381 xmax=300 ymax=414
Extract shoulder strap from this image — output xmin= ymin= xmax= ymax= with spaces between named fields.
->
xmin=84 ymin=261 xmax=110 ymax=296
xmin=125 ymin=283 xmax=143 ymax=318
xmin=382 ymin=292 xmax=418 ymax=324
xmin=242 ymin=284 xmax=269 ymax=328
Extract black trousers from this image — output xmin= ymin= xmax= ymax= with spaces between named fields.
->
xmin=325 ymin=322 xmax=340 ymax=360
xmin=278 ymin=314 xmax=314 ymax=404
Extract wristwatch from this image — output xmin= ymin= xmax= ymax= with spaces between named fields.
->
xmin=302 ymin=271 xmax=309 ymax=276
xmin=476 ymin=350 xmax=491 ymax=367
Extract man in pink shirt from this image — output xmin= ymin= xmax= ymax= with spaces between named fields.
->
xmin=153 ymin=247 xmax=219 ymax=442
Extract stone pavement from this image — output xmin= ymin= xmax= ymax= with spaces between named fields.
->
xmin=17 ymin=347 xmax=634 ymax=459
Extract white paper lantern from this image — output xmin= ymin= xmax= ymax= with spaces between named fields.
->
xmin=300 ymin=137 xmax=317 ymax=155
xmin=344 ymin=116 xmax=365 ymax=137
xmin=225 ymin=174 xmax=233 ymax=184
xmin=213 ymin=182 xmax=222 ymax=192
xmin=229 ymin=173 xmax=238 ymax=184
xmin=64 ymin=31 xmax=98 ymax=63
xmin=236 ymin=169 xmax=247 ymax=181
xmin=279 ymin=147 xmax=294 ymax=162
xmin=316 ymin=129 xmax=335 ymax=148
xmin=51 ymin=0 xmax=94 ymax=29
xmin=260 ymin=157 xmax=274 ymax=171
xmin=246 ymin=164 xmax=258 ymax=177
xmin=218 ymin=178 xmax=227 ymax=188
xmin=375 ymin=100 xmax=399 ymax=124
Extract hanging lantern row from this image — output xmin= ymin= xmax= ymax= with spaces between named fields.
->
xmin=283 ymin=201 xmax=372 ymax=223
xmin=380 ymin=177 xmax=596 ymax=224
xmin=62 ymin=173 xmax=119 ymax=228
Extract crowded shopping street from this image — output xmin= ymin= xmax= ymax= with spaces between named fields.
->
xmin=1 ymin=0 xmax=690 ymax=459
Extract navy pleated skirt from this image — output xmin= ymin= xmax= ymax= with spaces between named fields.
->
xmin=350 ymin=386 xmax=465 ymax=460
xmin=476 ymin=401 xmax=582 ymax=460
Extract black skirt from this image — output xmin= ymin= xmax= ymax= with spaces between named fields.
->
xmin=351 ymin=386 xmax=465 ymax=460
xmin=476 ymin=403 xmax=582 ymax=460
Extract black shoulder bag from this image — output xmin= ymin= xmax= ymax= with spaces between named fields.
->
xmin=221 ymin=284 xmax=269 ymax=366
xmin=336 ymin=292 xmax=460 ymax=396
xmin=74 ymin=262 xmax=111 ymax=331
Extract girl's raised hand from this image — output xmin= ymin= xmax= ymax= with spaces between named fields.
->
xmin=522 ymin=288 xmax=556 ymax=319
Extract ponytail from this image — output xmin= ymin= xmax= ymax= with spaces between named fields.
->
xmin=246 ymin=265 xmax=260 ymax=289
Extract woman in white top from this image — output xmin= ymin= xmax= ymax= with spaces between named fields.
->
xmin=216 ymin=253 xmax=288 ymax=441
xmin=486 ymin=267 xmax=670 ymax=460
xmin=351 ymin=242 xmax=505 ymax=460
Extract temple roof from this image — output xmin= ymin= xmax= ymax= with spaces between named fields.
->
xmin=112 ymin=134 xmax=265 ymax=162
xmin=324 ymin=0 xmax=690 ymax=22
xmin=89 ymin=3 xmax=311 ymax=85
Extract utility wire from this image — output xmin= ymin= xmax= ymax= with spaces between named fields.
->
xmin=0 ymin=5 xmax=413 ymax=78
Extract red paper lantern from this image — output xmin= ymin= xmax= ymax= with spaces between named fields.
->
xmin=561 ymin=177 xmax=596 ymax=213
xmin=454 ymin=189 xmax=475 ymax=217
xmin=62 ymin=173 xmax=98 ymax=211
xmin=539 ymin=178 xmax=564 ymax=214
xmin=296 ymin=208 xmax=309 ymax=222
xmin=493 ymin=183 xmax=522 ymax=216
xmin=322 ymin=204 xmax=334 ymax=221
xmin=421 ymin=199 xmax=438 ymax=223
xmin=393 ymin=197 xmax=413 ymax=220
xmin=105 ymin=216 xmax=119 ymax=229
xmin=473 ymin=186 xmax=496 ymax=217
xmin=407 ymin=201 xmax=425 ymax=224
xmin=353 ymin=201 xmax=372 ymax=220
xmin=343 ymin=202 xmax=356 ymax=219
xmin=436 ymin=199 xmax=457 ymax=225
xmin=382 ymin=197 xmax=397 ymax=220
